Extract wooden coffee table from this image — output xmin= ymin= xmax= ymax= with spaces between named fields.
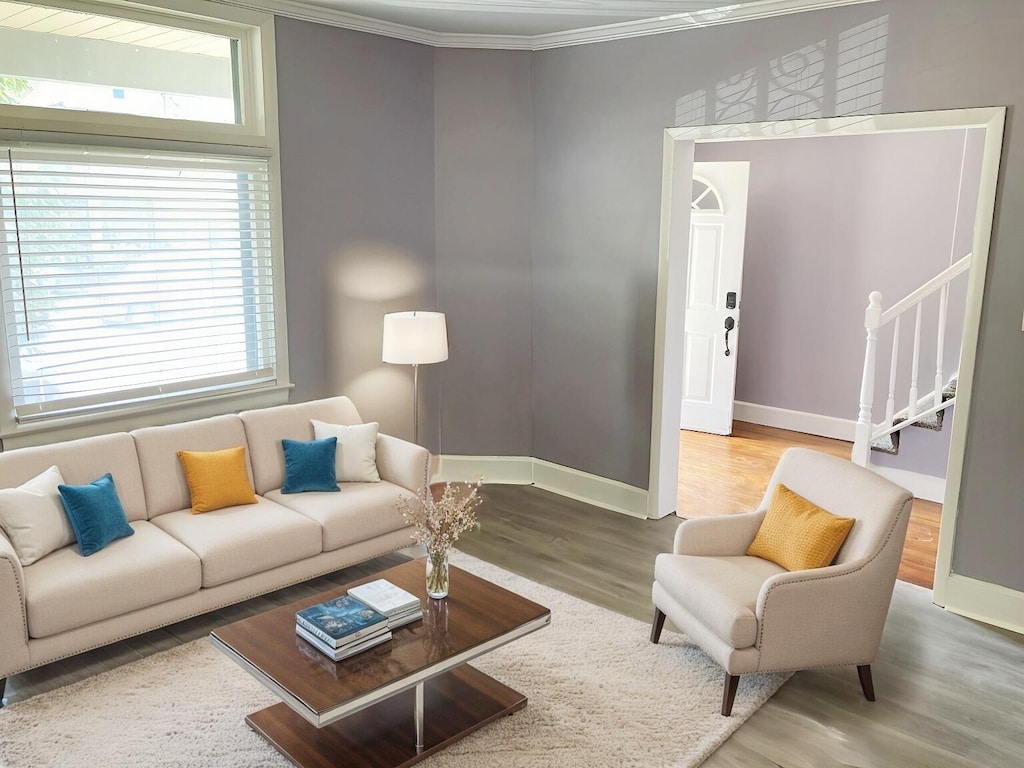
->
xmin=211 ymin=558 xmax=550 ymax=768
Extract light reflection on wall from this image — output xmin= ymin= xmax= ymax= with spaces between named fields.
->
xmin=675 ymin=16 xmax=888 ymax=127
xmin=328 ymin=242 xmax=430 ymax=440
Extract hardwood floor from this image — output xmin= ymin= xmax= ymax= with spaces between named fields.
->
xmin=4 ymin=484 xmax=1022 ymax=767
xmin=678 ymin=422 xmax=941 ymax=588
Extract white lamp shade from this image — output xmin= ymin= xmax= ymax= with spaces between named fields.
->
xmin=382 ymin=311 xmax=449 ymax=365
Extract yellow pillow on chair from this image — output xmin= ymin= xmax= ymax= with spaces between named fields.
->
xmin=177 ymin=446 xmax=257 ymax=514
xmin=747 ymin=484 xmax=855 ymax=571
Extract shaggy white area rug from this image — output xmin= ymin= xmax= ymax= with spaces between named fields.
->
xmin=0 ymin=551 xmax=788 ymax=768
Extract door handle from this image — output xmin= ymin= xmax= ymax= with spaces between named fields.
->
xmin=724 ymin=316 xmax=736 ymax=357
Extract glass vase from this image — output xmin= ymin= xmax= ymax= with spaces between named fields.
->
xmin=425 ymin=546 xmax=449 ymax=599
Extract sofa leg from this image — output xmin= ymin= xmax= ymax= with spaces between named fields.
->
xmin=650 ymin=608 xmax=666 ymax=644
xmin=857 ymin=664 xmax=876 ymax=702
xmin=721 ymin=673 xmax=740 ymax=716
xmin=0 ymin=677 xmax=6 ymax=707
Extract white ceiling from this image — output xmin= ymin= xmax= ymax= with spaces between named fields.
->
xmin=219 ymin=0 xmax=878 ymax=49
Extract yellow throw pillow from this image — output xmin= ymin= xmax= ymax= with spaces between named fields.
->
xmin=747 ymin=484 xmax=855 ymax=571
xmin=177 ymin=446 xmax=257 ymax=514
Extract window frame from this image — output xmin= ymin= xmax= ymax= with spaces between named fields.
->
xmin=0 ymin=0 xmax=274 ymax=146
xmin=0 ymin=0 xmax=290 ymax=447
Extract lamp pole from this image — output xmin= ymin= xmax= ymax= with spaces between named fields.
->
xmin=412 ymin=362 xmax=420 ymax=445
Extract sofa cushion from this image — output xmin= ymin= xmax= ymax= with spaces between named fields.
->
xmin=265 ymin=481 xmax=410 ymax=552
xmin=58 ymin=473 xmax=135 ymax=556
xmin=132 ymin=415 xmax=252 ymax=519
xmin=177 ymin=446 xmax=258 ymax=514
xmin=654 ymin=553 xmax=786 ymax=648
xmin=0 ymin=465 xmax=75 ymax=565
xmin=239 ymin=396 xmax=364 ymax=495
xmin=311 ymin=420 xmax=380 ymax=483
xmin=282 ymin=438 xmax=340 ymax=494
xmin=0 ymin=433 xmax=148 ymax=522
xmin=150 ymin=497 xmax=322 ymax=588
xmin=24 ymin=520 xmax=201 ymax=638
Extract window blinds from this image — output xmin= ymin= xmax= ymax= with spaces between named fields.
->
xmin=0 ymin=144 xmax=277 ymax=421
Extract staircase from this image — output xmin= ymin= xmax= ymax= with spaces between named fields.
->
xmin=869 ymin=374 xmax=957 ymax=455
xmin=852 ymin=254 xmax=970 ymax=466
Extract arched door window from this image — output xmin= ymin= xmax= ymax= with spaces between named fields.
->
xmin=691 ymin=178 xmax=723 ymax=212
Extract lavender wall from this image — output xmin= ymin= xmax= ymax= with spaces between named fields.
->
xmin=694 ymin=129 xmax=981 ymax=478
xmin=275 ymin=19 xmax=438 ymax=446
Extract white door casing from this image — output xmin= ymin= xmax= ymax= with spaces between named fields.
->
xmin=679 ymin=162 xmax=750 ymax=436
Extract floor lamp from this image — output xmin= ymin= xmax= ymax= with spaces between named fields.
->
xmin=382 ymin=311 xmax=448 ymax=445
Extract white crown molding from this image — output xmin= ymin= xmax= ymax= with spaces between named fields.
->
xmin=526 ymin=0 xmax=877 ymax=49
xmin=207 ymin=0 xmax=878 ymax=50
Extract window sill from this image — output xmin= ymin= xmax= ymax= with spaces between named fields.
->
xmin=0 ymin=383 xmax=293 ymax=450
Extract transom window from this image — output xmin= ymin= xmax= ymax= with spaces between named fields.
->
xmin=0 ymin=0 xmax=240 ymax=125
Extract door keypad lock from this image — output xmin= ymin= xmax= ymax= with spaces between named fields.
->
xmin=724 ymin=316 xmax=736 ymax=357
xmin=726 ymin=292 xmax=737 ymax=310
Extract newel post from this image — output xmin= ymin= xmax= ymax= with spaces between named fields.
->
xmin=852 ymin=291 xmax=883 ymax=466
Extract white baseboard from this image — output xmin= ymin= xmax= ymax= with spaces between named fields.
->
xmin=936 ymin=573 xmax=1024 ymax=635
xmin=734 ymin=402 xmax=857 ymax=442
xmin=437 ymin=455 xmax=649 ymax=519
xmin=436 ymin=455 xmax=533 ymax=485
xmin=868 ymin=463 xmax=946 ymax=503
xmin=532 ymin=459 xmax=649 ymax=519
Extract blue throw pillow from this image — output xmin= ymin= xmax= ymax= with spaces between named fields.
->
xmin=58 ymin=473 xmax=134 ymax=557
xmin=282 ymin=437 xmax=340 ymax=494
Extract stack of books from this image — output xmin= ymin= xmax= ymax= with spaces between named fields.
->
xmin=295 ymin=595 xmax=392 ymax=662
xmin=348 ymin=579 xmax=423 ymax=629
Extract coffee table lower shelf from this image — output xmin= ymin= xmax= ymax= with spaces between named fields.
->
xmin=246 ymin=664 xmax=526 ymax=768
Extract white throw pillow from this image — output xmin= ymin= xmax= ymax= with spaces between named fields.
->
xmin=311 ymin=420 xmax=381 ymax=483
xmin=0 ymin=465 xmax=75 ymax=565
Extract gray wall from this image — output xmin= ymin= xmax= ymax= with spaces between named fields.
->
xmin=274 ymin=1 xmax=1024 ymax=592
xmin=434 ymin=49 xmax=534 ymax=456
xmin=531 ymin=42 xmax=664 ymax=487
xmin=527 ymin=0 xmax=1024 ymax=591
xmin=275 ymin=18 xmax=438 ymax=446
xmin=694 ymin=129 xmax=979 ymax=478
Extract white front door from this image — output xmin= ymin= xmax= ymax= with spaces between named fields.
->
xmin=679 ymin=162 xmax=750 ymax=435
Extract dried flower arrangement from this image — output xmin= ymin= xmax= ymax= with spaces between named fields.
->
xmin=395 ymin=466 xmax=482 ymax=597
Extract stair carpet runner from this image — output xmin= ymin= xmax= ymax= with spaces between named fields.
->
xmin=871 ymin=376 xmax=957 ymax=455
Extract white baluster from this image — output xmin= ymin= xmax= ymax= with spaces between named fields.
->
xmin=853 ymin=291 xmax=883 ymax=467
xmin=908 ymin=303 xmax=923 ymax=419
xmin=935 ymin=283 xmax=949 ymax=408
xmin=886 ymin=315 xmax=900 ymax=426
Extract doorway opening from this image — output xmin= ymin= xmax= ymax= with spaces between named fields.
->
xmin=648 ymin=108 xmax=1006 ymax=609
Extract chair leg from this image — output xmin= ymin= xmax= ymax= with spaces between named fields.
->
xmin=721 ymin=673 xmax=740 ymax=716
xmin=650 ymin=607 xmax=666 ymax=644
xmin=857 ymin=664 xmax=875 ymax=702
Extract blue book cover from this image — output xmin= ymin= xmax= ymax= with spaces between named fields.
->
xmin=296 ymin=595 xmax=388 ymax=641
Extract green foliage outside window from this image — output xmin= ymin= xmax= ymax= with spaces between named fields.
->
xmin=0 ymin=76 xmax=31 ymax=105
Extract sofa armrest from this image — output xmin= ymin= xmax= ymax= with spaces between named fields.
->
xmin=0 ymin=531 xmax=30 ymax=678
xmin=753 ymin=556 xmax=895 ymax=671
xmin=673 ymin=510 xmax=765 ymax=556
xmin=376 ymin=434 xmax=430 ymax=494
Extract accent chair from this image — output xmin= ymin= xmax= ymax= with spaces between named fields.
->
xmin=650 ymin=447 xmax=913 ymax=715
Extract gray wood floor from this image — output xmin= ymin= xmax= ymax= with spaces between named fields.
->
xmin=6 ymin=484 xmax=1024 ymax=766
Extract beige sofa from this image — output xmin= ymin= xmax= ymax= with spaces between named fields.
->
xmin=0 ymin=396 xmax=427 ymax=700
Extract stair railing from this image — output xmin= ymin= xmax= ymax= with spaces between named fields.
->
xmin=852 ymin=254 xmax=971 ymax=466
